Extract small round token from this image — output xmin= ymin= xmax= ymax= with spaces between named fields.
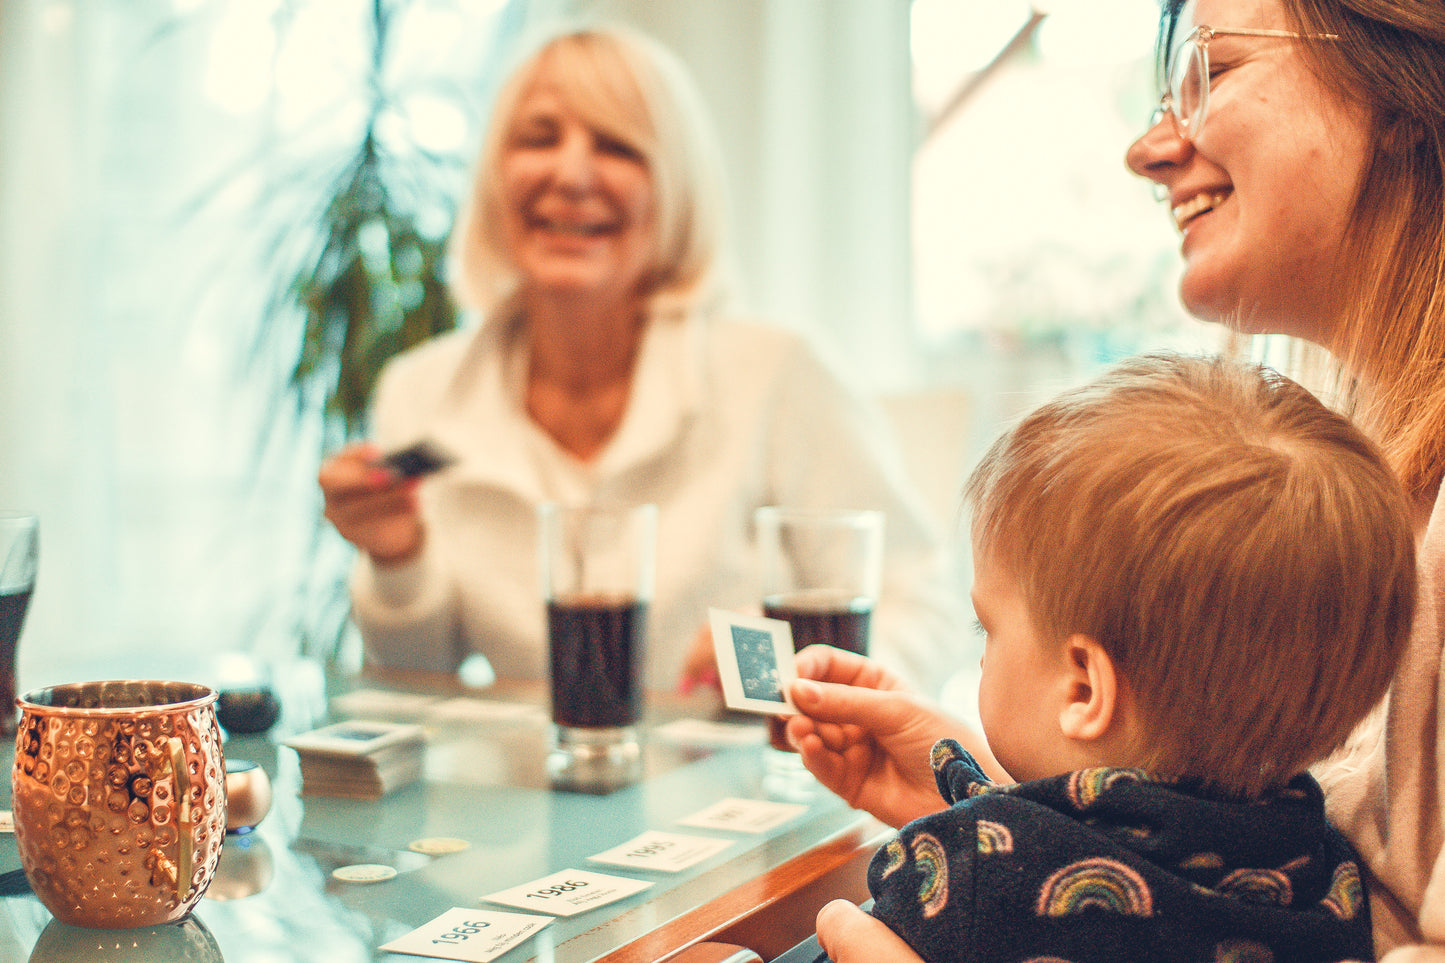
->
xmin=408 ymin=837 xmax=470 ymax=855
xmin=332 ymin=863 xmax=397 ymax=884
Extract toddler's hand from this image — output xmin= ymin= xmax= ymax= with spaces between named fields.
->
xmin=815 ymin=900 xmax=922 ymax=963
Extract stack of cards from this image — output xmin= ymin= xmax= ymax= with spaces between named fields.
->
xmin=284 ymin=720 xmax=427 ymax=800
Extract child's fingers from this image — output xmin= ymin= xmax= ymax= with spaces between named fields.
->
xmin=817 ymin=899 xmax=922 ymax=963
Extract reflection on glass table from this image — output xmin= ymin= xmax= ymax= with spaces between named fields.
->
xmin=0 ymin=666 xmax=883 ymax=963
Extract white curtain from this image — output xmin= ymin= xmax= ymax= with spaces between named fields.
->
xmin=583 ymin=0 xmax=918 ymax=388
xmin=0 ymin=0 xmax=122 ymax=678
xmin=0 ymin=0 xmax=520 ymax=687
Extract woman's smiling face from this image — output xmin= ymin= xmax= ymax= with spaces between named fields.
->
xmin=499 ymin=59 xmax=657 ymax=307
xmin=1125 ymin=0 xmax=1373 ymax=344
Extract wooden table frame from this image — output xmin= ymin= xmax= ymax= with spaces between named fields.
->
xmin=606 ymin=817 xmax=888 ymax=963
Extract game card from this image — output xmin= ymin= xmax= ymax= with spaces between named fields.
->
xmin=379 ymin=439 xmax=457 ymax=479
xmin=283 ymin=719 xmax=426 ymax=757
xmin=650 ymin=718 xmax=768 ymax=747
xmin=708 ymin=608 xmax=798 ymax=714
xmin=329 ymin=688 xmax=441 ymax=718
xmin=676 ymin=798 xmax=808 ymax=834
xmin=425 ymin=697 xmax=546 ymax=726
xmin=483 ymin=869 xmax=652 ymax=916
xmin=587 ymin=831 xmax=734 ymax=873
xmin=380 ymin=907 xmax=551 ymax=962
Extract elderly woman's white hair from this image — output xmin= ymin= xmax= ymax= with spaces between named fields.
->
xmin=448 ymin=23 xmax=730 ymax=318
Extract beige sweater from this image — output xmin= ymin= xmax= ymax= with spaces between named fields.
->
xmin=1319 ymin=483 xmax=1445 ymax=960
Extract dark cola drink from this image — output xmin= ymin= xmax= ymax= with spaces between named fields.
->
xmin=762 ymin=591 xmax=872 ymax=656
xmin=0 ymin=587 xmax=32 ymax=731
xmin=548 ymin=594 xmax=646 ymax=729
xmin=763 ymin=591 xmax=872 ymax=749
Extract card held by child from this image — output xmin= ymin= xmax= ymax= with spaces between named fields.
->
xmin=707 ymin=608 xmax=798 ymax=715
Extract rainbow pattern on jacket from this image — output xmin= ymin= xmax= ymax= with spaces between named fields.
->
xmin=1035 ymin=858 xmax=1154 ymax=918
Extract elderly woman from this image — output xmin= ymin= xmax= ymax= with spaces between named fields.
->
xmin=318 ymin=24 xmax=963 ymax=694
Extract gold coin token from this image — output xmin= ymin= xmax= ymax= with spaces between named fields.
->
xmin=408 ymin=837 xmax=471 ymax=855
xmin=332 ymin=863 xmax=398 ymax=884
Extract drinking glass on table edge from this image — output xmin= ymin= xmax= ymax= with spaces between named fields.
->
xmin=0 ymin=510 xmax=38 ymax=736
xmin=755 ymin=506 xmax=884 ymax=757
xmin=539 ymin=502 xmax=657 ymax=794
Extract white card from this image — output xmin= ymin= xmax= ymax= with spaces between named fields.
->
xmin=483 ymin=869 xmax=652 ymax=916
xmin=707 ymin=608 xmax=798 ymax=714
xmin=676 ymin=797 xmax=809 ymax=834
xmin=425 ymin=697 xmax=546 ymax=725
xmin=0 ymin=810 xmax=12 ymax=834
xmin=283 ymin=719 xmax=425 ymax=757
xmin=651 ymin=718 xmax=767 ymax=747
xmin=380 ymin=907 xmax=551 ymax=962
xmin=330 ymin=688 xmax=441 ymax=717
xmin=587 ymin=831 xmax=734 ymax=873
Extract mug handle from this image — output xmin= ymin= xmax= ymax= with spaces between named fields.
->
xmin=167 ymin=736 xmax=193 ymax=900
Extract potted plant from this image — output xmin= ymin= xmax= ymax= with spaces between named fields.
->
xmin=248 ymin=0 xmax=492 ymax=661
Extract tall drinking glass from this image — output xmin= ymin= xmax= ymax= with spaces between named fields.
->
xmin=0 ymin=511 xmax=39 ymax=736
xmin=756 ymin=506 xmax=884 ymax=755
xmin=539 ymin=503 xmax=656 ymax=793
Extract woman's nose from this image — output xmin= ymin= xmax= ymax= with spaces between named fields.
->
xmin=1125 ymin=110 xmax=1191 ymax=187
xmin=552 ymin=132 xmax=598 ymax=191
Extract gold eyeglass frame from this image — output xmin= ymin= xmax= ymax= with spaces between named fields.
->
xmin=1154 ymin=25 xmax=1340 ymax=142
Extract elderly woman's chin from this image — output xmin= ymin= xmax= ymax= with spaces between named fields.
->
xmin=523 ymin=260 xmax=648 ymax=304
xmin=514 ymin=233 xmax=648 ymax=292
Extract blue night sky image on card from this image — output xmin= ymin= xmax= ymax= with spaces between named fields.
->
xmin=731 ymin=626 xmax=783 ymax=701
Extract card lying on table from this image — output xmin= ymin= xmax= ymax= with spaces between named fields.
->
xmin=483 ymin=868 xmax=652 ymax=916
xmin=284 ymin=720 xmax=427 ymax=800
xmin=677 ymin=797 xmax=808 ymax=834
xmin=380 ymin=907 xmax=551 ymax=962
xmin=587 ymin=830 xmax=734 ymax=873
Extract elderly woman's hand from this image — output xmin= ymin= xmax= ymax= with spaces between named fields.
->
xmin=677 ymin=624 xmax=722 ymax=695
xmin=319 ymin=442 xmax=426 ymax=566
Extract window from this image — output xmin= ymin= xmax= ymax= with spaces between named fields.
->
xmin=910 ymin=0 xmax=1216 ymax=421
xmin=0 ymin=0 xmax=519 ymax=680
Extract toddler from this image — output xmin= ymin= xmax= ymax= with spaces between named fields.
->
xmin=870 ymin=353 xmax=1415 ymax=962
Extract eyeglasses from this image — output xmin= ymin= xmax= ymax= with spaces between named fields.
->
xmin=1156 ymin=25 xmax=1339 ymax=142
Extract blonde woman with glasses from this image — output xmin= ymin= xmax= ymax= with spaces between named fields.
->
xmin=782 ymin=0 xmax=1445 ymax=960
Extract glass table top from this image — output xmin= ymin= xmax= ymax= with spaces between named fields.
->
xmin=0 ymin=667 xmax=876 ymax=963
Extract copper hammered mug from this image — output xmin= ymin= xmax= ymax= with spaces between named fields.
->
xmin=11 ymin=680 xmax=227 ymax=927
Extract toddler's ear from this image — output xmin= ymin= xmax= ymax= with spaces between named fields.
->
xmin=1057 ymin=634 xmax=1118 ymax=743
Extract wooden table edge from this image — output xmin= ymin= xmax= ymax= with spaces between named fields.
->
xmin=601 ymin=815 xmax=891 ymax=963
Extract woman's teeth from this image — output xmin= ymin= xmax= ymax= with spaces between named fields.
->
xmin=543 ymin=219 xmax=609 ymax=236
xmin=1172 ymin=192 xmax=1228 ymax=231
